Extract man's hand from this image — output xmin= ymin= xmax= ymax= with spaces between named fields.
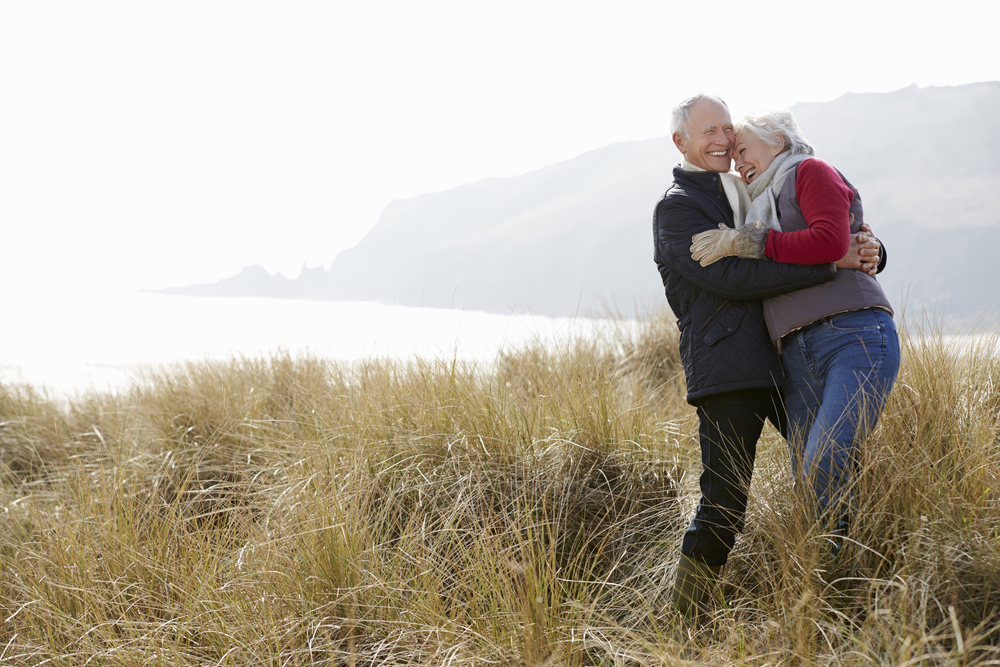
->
xmin=690 ymin=224 xmax=740 ymax=266
xmin=836 ymin=217 xmax=880 ymax=276
xmin=690 ymin=221 xmax=768 ymax=266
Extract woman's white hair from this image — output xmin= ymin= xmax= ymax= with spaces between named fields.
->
xmin=735 ymin=110 xmax=815 ymax=156
xmin=670 ymin=93 xmax=729 ymax=139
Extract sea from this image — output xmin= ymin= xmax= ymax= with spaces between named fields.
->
xmin=0 ymin=292 xmax=622 ymax=399
xmin=5 ymin=292 xmax=992 ymax=402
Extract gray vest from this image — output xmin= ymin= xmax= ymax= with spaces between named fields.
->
xmin=762 ymin=163 xmax=893 ymax=348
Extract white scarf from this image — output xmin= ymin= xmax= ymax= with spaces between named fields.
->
xmin=745 ymin=152 xmax=811 ymax=232
xmin=680 ymin=158 xmax=752 ymax=229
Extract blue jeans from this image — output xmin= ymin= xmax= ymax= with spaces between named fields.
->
xmin=781 ymin=308 xmax=900 ymax=520
xmin=681 ymin=387 xmax=786 ymax=567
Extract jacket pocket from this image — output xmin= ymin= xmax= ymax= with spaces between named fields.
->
xmin=702 ymin=302 xmax=747 ymax=346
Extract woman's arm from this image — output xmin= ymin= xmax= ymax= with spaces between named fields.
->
xmin=657 ymin=197 xmax=834 ymax=300
xmin=763 ymin=158 xmax=854 ymax=264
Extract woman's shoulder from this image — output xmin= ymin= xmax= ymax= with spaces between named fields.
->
xmin=795 ymin=157 xmax=841 ymax=182
xmin=793 ymin=156 xmax=856 ymax=202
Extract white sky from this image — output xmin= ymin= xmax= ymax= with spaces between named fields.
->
xmin=3 ymin=0 xmax=998 ymax=298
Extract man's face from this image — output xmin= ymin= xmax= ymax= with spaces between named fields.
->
xmin=672 ymin=98 xmax=734 ymax=172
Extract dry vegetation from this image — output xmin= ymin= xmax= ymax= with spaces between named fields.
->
xmin=1 ymin=311 xmax=999 ymax=665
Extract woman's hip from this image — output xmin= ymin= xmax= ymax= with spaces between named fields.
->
xmin=794 ymin=309 xmax=898 ymax=371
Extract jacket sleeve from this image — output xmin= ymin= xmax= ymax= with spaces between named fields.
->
xmin=655 ymin=196 xmax=834 ymax=300
xmin=876 ymin=239 xmax=888 ymax=274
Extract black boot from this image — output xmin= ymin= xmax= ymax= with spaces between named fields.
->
xmin=671 ymin=553 xmax=723 ymax=623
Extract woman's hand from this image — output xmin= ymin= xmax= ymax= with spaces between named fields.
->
xmin=835 ymin=218 xmax=881 ymax=276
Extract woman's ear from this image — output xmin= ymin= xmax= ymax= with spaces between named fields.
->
xmin=772 ymin=135 xmax=786 ymax=156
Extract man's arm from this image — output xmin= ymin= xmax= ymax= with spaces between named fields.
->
xmin=655 ymin=197 xmax=834 ymax=301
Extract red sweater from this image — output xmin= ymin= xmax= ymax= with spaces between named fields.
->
xmin=762 ymin=158 xmax=854 ymax=264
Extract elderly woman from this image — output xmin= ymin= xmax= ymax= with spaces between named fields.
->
xmin=689 ymin=110 xmax=900 ymax=548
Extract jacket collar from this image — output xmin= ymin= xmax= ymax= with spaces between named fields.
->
xmin=672 ymin=165 xmax=723 ymax=192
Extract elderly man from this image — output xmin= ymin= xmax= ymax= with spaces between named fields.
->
xmin=653 ymin=93 xmax=882 ymax=618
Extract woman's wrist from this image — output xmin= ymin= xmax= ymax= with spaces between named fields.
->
xmin=735 ymin=221 xmax=767 ymax=259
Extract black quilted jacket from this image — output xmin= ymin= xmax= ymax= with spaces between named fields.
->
xmin=653 ymin=167 xmax=835 ymax=404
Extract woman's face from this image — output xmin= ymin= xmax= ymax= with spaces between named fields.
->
xmin=734 ymin=130 xmax=781 ymax=184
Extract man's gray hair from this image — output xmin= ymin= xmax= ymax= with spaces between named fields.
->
xmin=670 ymin=93 xmax=729 ymax=139
xmin=735 ymin=110 xmax=815 ymax=156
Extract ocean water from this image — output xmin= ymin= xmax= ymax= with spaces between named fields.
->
xmin=0 ymin=293 xmax=620 ymax=398
xmin=9 ymin=293 xmax=983 ymax=401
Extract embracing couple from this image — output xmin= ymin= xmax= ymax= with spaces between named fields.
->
xmin=652 ymin=93 xmax=900 ymax=619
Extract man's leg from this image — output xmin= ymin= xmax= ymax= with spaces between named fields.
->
xmin=673 ymin=387 xmax=781 ymax=616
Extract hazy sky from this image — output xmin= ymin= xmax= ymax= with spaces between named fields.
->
xmin=3 ymin=0 xmax=998 ymax=298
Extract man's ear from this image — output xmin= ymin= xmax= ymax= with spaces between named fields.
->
xmin=672 ymin=132 xmax=687 ymax=154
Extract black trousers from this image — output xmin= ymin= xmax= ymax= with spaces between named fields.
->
xmin=680 ymin=387 xmax=785 ymax=567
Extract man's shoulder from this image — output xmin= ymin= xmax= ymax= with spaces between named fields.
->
xmin=658 ymin=174 xmax=697 ymax=204
xmin=656 ymin=177 xmax=708 ymax=218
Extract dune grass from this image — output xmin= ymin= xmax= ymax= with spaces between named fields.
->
xmin=1 ymin=311 xmax=998 ymax=665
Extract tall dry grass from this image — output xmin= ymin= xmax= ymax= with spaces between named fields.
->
xmin=0 ymin=311 xmax=998 ymax=665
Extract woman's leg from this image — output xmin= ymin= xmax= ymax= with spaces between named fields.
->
xmin=782 ymin=309 xmax=900 ymax=519
xmin=780 ymin=335 xmax=822 ymax=487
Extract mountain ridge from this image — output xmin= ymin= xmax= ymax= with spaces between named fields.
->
xmin=150 ymin=82 xmax=1000 ymax=326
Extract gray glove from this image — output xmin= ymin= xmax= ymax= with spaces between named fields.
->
xmin=690 ymin=221 xmax=769 ymax=266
